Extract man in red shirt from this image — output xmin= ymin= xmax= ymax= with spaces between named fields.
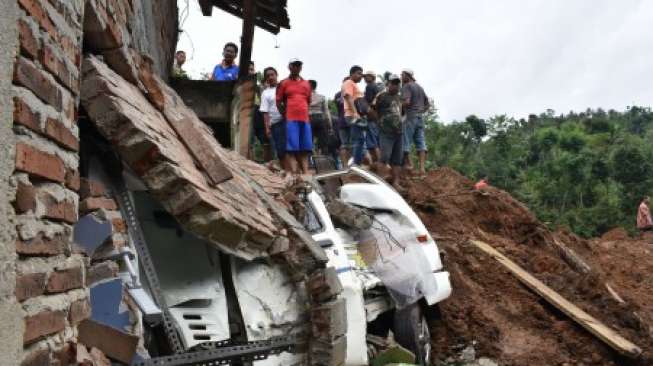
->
xmin=474 ymin=176 xmax=489 ymax=190
xmin=276 ymin=58 xmax=312 ymax=174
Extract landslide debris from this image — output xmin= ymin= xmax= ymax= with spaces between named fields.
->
xmin=402 ymin=168 xmax=652 ymax=366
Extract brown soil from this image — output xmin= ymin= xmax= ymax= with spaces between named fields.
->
xmin=401 ymin=168 xmax=653 ymax=366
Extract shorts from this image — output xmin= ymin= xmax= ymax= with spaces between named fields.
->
xmin=338 ymin=125 xmax=352 ymax=149
xmin=310 ymin=114 xmax=329 ymax=152
xmin=403 ymin=115 xmax=427 ymax=152
xmin=366 ymin=120 xmax=379 ymax=150
xmin=270 ymin=121 xmax=286 ymax=158
xmin=286 ymin=120 xmax=313 ymax=152
xmin=379 ymin=132 xmax=403 ymax=166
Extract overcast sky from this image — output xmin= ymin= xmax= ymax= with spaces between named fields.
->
xmin=176 ymin=0 xmax=653 ymax=121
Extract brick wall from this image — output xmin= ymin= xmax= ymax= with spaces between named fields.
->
xmin=11 ymin=0 xmax=86 ymax=364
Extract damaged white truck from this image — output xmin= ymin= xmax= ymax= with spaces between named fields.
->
xmin=113 ymin=165 xmax=451 ymax=365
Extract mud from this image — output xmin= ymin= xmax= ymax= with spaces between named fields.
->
xmin=402 ymin=168 xmax=653 ymax=365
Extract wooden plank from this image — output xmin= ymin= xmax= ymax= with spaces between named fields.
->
xmin=238 ymin=0 xmax=256 ymax=80
xmin=551 ymin=236 xmax=591 ymax=274
xmin=470 ymin=240 xmax=642 ymax=358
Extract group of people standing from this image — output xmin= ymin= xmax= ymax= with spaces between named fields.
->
xmin=180 ymin=42 xmax=432 ymax=189
xmin=256 ymin=61 xmax=431 ymax=189
xmin=334 ymin=66 xmax=430 ymax=188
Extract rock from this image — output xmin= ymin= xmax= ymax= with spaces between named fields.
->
xmin=460 ymin=345 xmax=476 ymax=363
xmin=476 ymin=358 xmax=499 ymax=366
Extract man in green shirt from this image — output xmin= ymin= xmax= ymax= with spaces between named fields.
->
xmin=372 ymin=74 xmax=403 ymax=189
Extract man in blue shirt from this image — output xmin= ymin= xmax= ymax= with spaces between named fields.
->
xmin=211 ymin=42 xmax=239 ymax=81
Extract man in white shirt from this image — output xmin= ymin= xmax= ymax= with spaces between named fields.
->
xmin=259 ymin=67 xmax=285 ymax=167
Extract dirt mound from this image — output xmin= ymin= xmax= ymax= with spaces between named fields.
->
xmin=402 ymin=168 xmax=652 ymax=365
xmin=601 ymin=227 xmax=630 ymax=242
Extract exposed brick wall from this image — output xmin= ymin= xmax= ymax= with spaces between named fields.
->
xmin=10 ymin=0 xmax=86 ymax=363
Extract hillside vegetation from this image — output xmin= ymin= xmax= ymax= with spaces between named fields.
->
xmin=423 ymin=106 xmax=653 ymax=237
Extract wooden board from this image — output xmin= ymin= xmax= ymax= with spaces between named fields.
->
xmin=470 ymin=239 xmax=642 ymax=358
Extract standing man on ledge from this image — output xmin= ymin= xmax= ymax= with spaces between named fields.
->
xmin=341 ymin=65 xmax=365 ymax=166
xmin=210 ymin=42 xmax=239 ymax=81
xmin=401 ymin=69 xmax=429 ymax=178
xmin=276 ymin=58 xmax=312 ymax=175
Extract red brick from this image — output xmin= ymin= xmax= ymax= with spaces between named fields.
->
xmin=16 ymin=232 xmax=68 ymax=256
xmin=18 ymin=0 xmax=56 ymax=40
xmin=15 ymin=272 xmax=46 ymax=301
xmin=79 ymin=197 xmax=117 ymax=213
xmin=13 ymin=96 xmax=41 ymax=133
xmin=45 ymin=117 xmax=78 ymax=151
xmin=65 ymin=168 xmax=80 ymax=191
xmin=84 ymin=1 xmax=122 ymax=50
xmin=111 ymin=218 xmax=127 ymax=233
xmin=24 ymin=309 xmax=66 ymax=345
xmin=14 ymin=181 xmax=36 ymax=214
xmin=79 ymin=178 xmax=107 ymax=198
xmin=78 ymin=320 xmax=138 ymax=364
xmin=21 ymin=346 xmax=51 ymax=366
xmin=41 ymin=43 xmax=79 ymax=95
xmin=17 ymin=18 xmax=39 ymax=60
xmin=68 ymin=298 xmax=91 ymax=325
xmin=46 ymin=266 xmax=83 ymax=293
xmin=59 ymin=35 xmax=81 ymax=67
xmin=14 ymin=57 xmax=63 ymax=111
xmin=43 ymin=199 xmax=77 ymax=224
xmin=15 ymin=142 xmax=66 ymax=183
xmin=86 ymin=261 xmax=118 ymax=286
xmin=40 ymin=42 xmax=59 ymax=77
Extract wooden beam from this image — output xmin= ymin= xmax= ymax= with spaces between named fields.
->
xmin=198 ymin=0 xmax=213 ymax=16
xmin=238 ymin=0 xmax=256 ymax=80
xmin=551 ymin=237 xmax=592 ymax=274
xmin=469 ymin=240 xmax=642 ymax=358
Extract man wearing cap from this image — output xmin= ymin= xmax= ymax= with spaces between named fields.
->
xmin=341 ymin=65 xmax=366 ymax=166
xmin=276 ymin=58 xmax=312 ymax=174
xmin=401 ymin=69 xmax=430 ymax=178
xmin=363 ymin=71 xmax=384 ymax=166
xmin=372 ymin=74 xmax=404 ymax=189
xmin=210 ymin=42 xmax=239 ymax=81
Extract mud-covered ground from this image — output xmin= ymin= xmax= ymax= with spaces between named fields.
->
xmin=401 ymin=168 xmax=653 ymax=365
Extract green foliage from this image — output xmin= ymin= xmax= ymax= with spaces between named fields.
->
xmin=425 ymin=106 xmax=653 ymax=237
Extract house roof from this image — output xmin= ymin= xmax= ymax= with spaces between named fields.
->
xmin=198 ymin=0 xmax=290 ymax=34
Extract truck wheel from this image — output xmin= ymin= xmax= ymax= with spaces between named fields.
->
xmin=393 ymin=302 xmax=431 ymax=365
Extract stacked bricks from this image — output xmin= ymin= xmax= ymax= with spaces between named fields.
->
xmin=306 ymin=268 xmax=347 ymax=366
xmin=11 ymin=0 xmax=89 ymax=364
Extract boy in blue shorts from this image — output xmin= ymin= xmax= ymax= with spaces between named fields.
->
xmin=276 ymin=58 xmax=312 ymax=174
